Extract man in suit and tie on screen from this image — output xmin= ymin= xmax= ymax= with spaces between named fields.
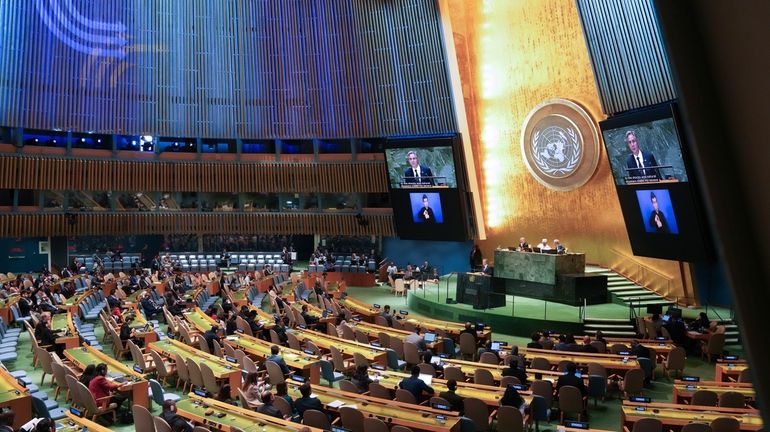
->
xmin=416 ymin=194 xmax=436 ymax=224
xmin=625 ymin=130 xmax=661 ymax=180
xmin=403 ymin=150 xmax=434 ymax=185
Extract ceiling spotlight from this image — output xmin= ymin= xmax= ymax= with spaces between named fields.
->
xmin=34 ymin=138 xmax=39 ymax=142
xmin=81 ymin=138 xmax=86 ymax=142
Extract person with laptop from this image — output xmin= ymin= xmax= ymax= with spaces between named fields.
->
xmin=502 ymin=357 xmax=528 ymax=384
xmin=477 ymin=341 xmax=501 ymax=362
xmin=438 ymin=379 xmax=465 ymax=414
xmin=422 ymin=350 xmax=444 ymax=373
xmin=555 ymin=362 xmax=587 ymax=396
xmin=399 ymin=366 xmax=435 ymax=403
xmin=405 ymin=327 xmax=427 ymax=351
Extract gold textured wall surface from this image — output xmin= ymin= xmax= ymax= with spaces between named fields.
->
xmin=442 ymin=0 xmax=690 ymax=301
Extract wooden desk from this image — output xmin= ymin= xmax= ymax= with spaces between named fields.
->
xmin=368 ymin=369 xmax=510 ymax=408
xmin=338 ymin=297 xmax=380 ymax=321
xmin=149 ymin=339 xmax=241 ymax=397
xmin=0 ymin=296 xmax=19 ymax=324
xmin=289 ymin=328 xmax=388 ymax=365
xmin=59 ymin=289 xmax=93 ymax=314
xmin=672 ymin=380 xmax=755 ymax=404
xmin=349 ymin=321 xmax=445 ymax=352
xmin=286 ymin=380 xmax=461 ymax=432
xmin=246 ymin=305 xmax=277 ymax=329
xmin=292 ymin=300 xmax=335 ymax=324
xmin=222 ymin=334 xmax=321 ymax=384
xmin=0 ymin=365 xmax=31 ymax=429
xmin=65 ymin=345 xmax=149 ymax=408
xmin=522 ymin=348 xmax=641 ymax=372
xmin=177 ymin=393 xmax=322 ymax=432
xmin=56 ymin=411 xmax=113 ymax=432
xmin=621 ymin=401 xmax=763 ymax=431
xmin=52 ymin=313 xmax=80 ymax=350
xmin=716 ymin=362 xmax=749 ymax=382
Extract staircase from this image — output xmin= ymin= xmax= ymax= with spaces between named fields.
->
xmin=585 ymin=266 xmax=673 ymax=308
xmin=717 ymin=320 xmax=741 ymax=345
xmin=583 ymin=317 xmax=637 ymax=338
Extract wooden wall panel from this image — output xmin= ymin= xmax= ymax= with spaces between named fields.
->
xmin=0 ymin=213 xmax=395 ymax=237
xmin=0 ymin=155 xmax=388 ymax=193
xmin=0 ymin=0 xmax=456 ymax=139
xmin=576 ymin=0 xmax=677 ymax=115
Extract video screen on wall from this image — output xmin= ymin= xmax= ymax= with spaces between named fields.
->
xmin=600 ymin=102 xmax=711 ymax=262
xmin=385 ymin=136 xmax=469 ymax=241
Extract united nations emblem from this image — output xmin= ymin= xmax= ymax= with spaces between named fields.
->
xmin=520 ymin=99 xmax=600 ymax=191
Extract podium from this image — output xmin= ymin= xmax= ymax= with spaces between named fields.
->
xmin=456 ymin=272 xmax=506 ymax=309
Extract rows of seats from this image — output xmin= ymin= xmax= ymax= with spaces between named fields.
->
xmin=77 ymin=290 xmax=107 ymax=320
xmin=309 ymin=263 xmax=372 ymax=273
xmin=72 ymin=253 xmax=142 ymax=272
xmin=71 ymin=315 xmax=101 ymax=351
xmin=194 ymin=289 xmax=219 ymax=310
xmin=0 ymin=319 xmax=20 ymax=363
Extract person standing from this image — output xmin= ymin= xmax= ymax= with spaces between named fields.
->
xmin=469 ymin=244 xmax=482 ymax=271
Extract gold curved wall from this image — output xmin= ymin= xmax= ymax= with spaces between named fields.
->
xmin=443 ymin=0 xmax=689 ymax=301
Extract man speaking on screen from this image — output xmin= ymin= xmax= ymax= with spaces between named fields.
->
xmin=403 ymin=150 xmax=434 ymax=185
xmin=625 ymin=130 xmax=662 ymax=181
xmin=416 ymin=194 xmax=436 ymax=224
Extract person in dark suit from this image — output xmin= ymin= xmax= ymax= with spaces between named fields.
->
xmin=403 ymin=151 xmax=434 ymax=185
xmin=203 ymin=325 xmax=221 ymax=353
xmin=517 ymin=237 xmax=530 ymax=252
xmin=415 ymin=194 xmax=436 ymax=224
xmin=257 ymin=392 xmax=283 ymax=419
xmin=527 ymin=332 xmax=543 ymax=349
xmin=399 ymin=366 xmax=434 ymax=403
xmin=501 ymin=358 xmax=528 ymax=385
xmin=294 ymin=383 xmax=325 ymax=420
xmin=480 ymin=259 xmax=494 ymax=276
xmin=438 ymin=379 xmax=465 ymax=414
xmin=35 ymin=312 xmax=64 ymax=357
xmin=160 ymin=400 xmax=193 ymax=432
xmin=648 ymin=192 xmax=670 ymax=233
xmin=139 ymin=293 xmax=162 ymax=321
xmin=267 ymin=345 xmax=290 ymax=375
xmin=555 ymin=362 xmax=587 ymax=396
xmin=624 ymin=131 xmax=661 ymax=180
xmin=554 ymin=239 xmax=567 ymax=254
xmin=469 ymin=244 xmax=483 ymax=272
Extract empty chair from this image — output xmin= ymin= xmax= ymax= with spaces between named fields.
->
xmin=622 ymin=368 xmax=645 ymax=397
xmin=339 ymin=406 xmax=364 ymax=432
xmin=463 ymin=397 xmax=490 ymax=431
xmin=718 ymin=391 xmax=746 ymax=408
xmin=499 ymin=376 xmax=521 ymax=387
xmin=368 ymin=382 xmax=392 ymax=399
xmin=153 ymin=416 xmax=173 ymax=432
xmin=530 ymin=357 xmax=550 ymax=371
xmin=391 ymin=426 xmax=415 ymax=432
xmin=558 ymin=385 xmax=584 ymax=423
xmin=443 ymin=366 xmax=464 ymax=382
xmin=303 ymin=409 xmax=332 ymax=430
xmin=319 ymin=359 xmax=345 ymax=385
xmin=632 ymin=417 xmax=663 ymax=432
xmin=473 ymin=368 xmax=494 ymax=386
xmin=339 ymin=380 xmax=359 ymax=394
xmin=149 ymin=379 xmax=181 ymax=407
xmin=610 ymin=343 xmax=629 ymax=354
xmin=459 ymin=332 xmax=476 ymax=360
xmin=495 ymin=405 xmax=524 ymax=432
xmin=737 ymin=368 xmax=751 ymax=383
xmin=265 ymin=361 xmax=286 ymax=385
xmin=186 ymin=359 xmax=205 ymax=391
xmin=479 ymin=352 xmax=499 ymax=365
xmin=587 ymin=375 xmax=607 ymax=406
xmin=404 ymin=342 xmax=421 ymax=366
xmin=664 ymin=346 xmax=686 ymax=379
xmin=132 ymin=404 xmax=156 ymax=432
xmin=701 ymin=333 xmax=726 ymax=362
xmin=530 ymin=380 xmax=553 ymax=408
xmin=200 ymin=363 xmax=221 ymax=394
xmin=395 ymin=388 xmax=417 ymax=404
xmin=529 ymin=394 xmax=550 ymax=432
xmin=691 ymin=389 xmax=718 ymax=406
xmin=363 ymin=417 xmax=390 ymax=432
xmin=710 ymin=417 xmax=740 ymax=432
xmin=681 ymin=423 xmax=712 ymax=432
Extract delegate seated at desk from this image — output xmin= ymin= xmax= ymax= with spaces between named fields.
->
xmin=480 ymin=259 xmax=493 ymax=276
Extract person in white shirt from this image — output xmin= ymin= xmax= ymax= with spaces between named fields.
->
xmin=536 ymin=239 xmax=551 ymax=250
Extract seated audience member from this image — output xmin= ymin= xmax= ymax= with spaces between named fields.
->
xmin=35 ymin=312 xmax=65 ymax=357
xmin=294 ymin=383 xmax=325 ymax=420
xmin=245 ymin=310 xmax=264 ymax=335
xmin=564 ymin=334 xmax=581 ymax=352
xmin=267 ymin=345 xmax=290 ymax=375
xmin=274 ymin=382 xmax=295 ymax=415
xmin=351 ymin=365 xmax=374 ymax=393
xmin=501 ymin=358 xmax=528 ymax=384
xmin=89 ymin=363 xmax=127 ymax=411
xmin=381 ymin=305 xmax=394 ymax=327
xmin=594 ymin=330 xmax=607 ymax=345
xmin=139 ymin=292 xmax=162 ymax=320
xmin=477 ymin=341 xmax=501 ymax=362
xmin=404 ymin=327 xmax=426 ymax=351
xmin=630 ymin=339 xmax=652 ymax=359
xmin=0 ymin=410 xmax=15 ymax=432
xmin=582 ymin=336 xmax=598 ymax=353
xmin=160 ymin=400 xmax=194 ymax=432
xmin=423 ymin=350 xmax=443 ymax=373
xmin=335 ymin=315 xmax=349 ymax=338
xmin=438 ymin=379 xmax=465 ymax=414
xmin=689 ymin=312 xmax=711 ymax=331
xmin=500 ymin=385 xmax=529 ymax=414
xmin=460 ymin=322 xmax=478 ymax=345
xmin=272 ymin=316 xmax=289 ymax=344
xmin=241 ymin=372 xmax=264 ymax=409
xmin=665 ymin=316 xmax=688 ymax=346
xmin=553 ymin=334 xmax=570 ymax=351
xmin=300 ymin=304 xmax=319 ymax=328
xmin=556 ymin=362 xmax=587 ymax=396
xmin=257 ymin=392 xmax=283 ymax=419
xmin=399 ymin=366 xmax=435 ymax=403
xmin=527 ymin=332 xmax=543 ymax=349
xmin=225 ymin=311 xmax=238 ymax=336
xmin=107 ymin=289 xmax=122 ymax=309
xmin=536 ymin=238 xmax=551 ymax=250
xmin=79 ymin=364 xmax=97 ymax=387
xmin=554 ymin=239 xmax=566 ymax=254
xmin=119 ymin=314 xmax=144 ymax=348
xmin=203 ymin=325 xmax=222 ymax=353
xmin=19 ymin=416 xmax=56 ymax=432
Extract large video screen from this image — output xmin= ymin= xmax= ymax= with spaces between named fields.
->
xmin=600 ymin=102 xmax=712 ymax=262
xmin=603 ymin=118 xmax=689 ymax=185
xmin=384 ymin=147 xmax=458 ymax=189
xmin=385 ymin=136 xmax=470 ymax=241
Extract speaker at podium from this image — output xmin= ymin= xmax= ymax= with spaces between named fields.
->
xmin=456 ymin=272 xmax=506 ymax=309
